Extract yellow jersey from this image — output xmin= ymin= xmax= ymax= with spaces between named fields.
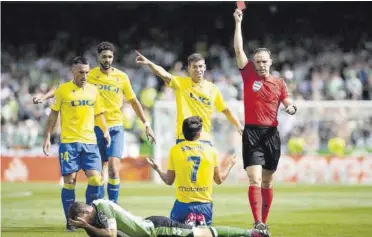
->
xmin=51 ymin=81 xmax=104 ymax=144
xmin=87 ymin=67 xmax=136 ymax=128
xmin=168 ymin=140 xmax=218 ymax=203
xmin=167 ymin=76 xmax=227 ymax=141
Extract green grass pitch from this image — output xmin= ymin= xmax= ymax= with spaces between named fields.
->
xmin=2 ymin=183 xmax=372 ymax=237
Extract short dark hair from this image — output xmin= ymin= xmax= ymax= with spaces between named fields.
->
xmin=97 ymin=41 xmax=115 ymax=54
xmin=187 ymin=53 xmax=205 ymax=65
xmin=253 ymin=48 xmax=272 ymax=58
xmin=72 ymin=56 xmax=89 ymax=66
xmin=182 ymin=116 xmax=203 ymax=141
xmin=68 ymin=202 xmax=89 ymax=220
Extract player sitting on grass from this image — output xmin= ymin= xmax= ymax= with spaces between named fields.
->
xmin=147 ymin=116 xmax=237 ymax=226
xmin=68 ymin=199 xmax=270 ymax=237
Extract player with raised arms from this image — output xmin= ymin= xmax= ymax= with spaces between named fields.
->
xmin=147 ymin=116 xmax=237 ymax=226
xmin=233 ymin=6 xmax=297 ymax=231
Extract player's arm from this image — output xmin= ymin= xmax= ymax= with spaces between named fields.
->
xmin=282 ymin=98 xmax=297 ymax=115
xmin=33 ymin=86 xmax=57 ymax=104
xmin=42 ymin=110 xmax=59 ymax=156
xmin=280 ymin=80 xmax=297 ymax=115
xmin=233 ymin=9 xmax=249 ymax=69
xmin=214 ymin=154 xmax=237 ymax=185
xmin=95 ymin=113 xmax=111 ymax=147
xmin=83 ymin=222 xmax=117 ymax=237
xmin=215 ymin=88 xmax=243 ymax=135
xmin=222 ymin=108 xmax=244 ymax=135
xmin=94 ymin=93 xmax=111 ymax=146
xmin=128 ymin=98 xmax=156 ymax=144
xmin=135 ymin=51 xmax=173 ymax=85
xmin=147 ymin=158 xmax=175 ymax=185
xmin=42 ymin=87 xmax=62 ymax=156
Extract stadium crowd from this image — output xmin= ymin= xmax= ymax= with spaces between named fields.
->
xmin=1 ymin=2 xmax=371 ymax=155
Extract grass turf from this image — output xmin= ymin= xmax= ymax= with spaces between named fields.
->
xmin=2 ymin=183 xmax=372 ymax=237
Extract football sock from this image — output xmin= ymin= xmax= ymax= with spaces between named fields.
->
xmin=61 ymin=184 xmax=75 ymax=222
xmin=98 ymin=184 xmax=105 ymax=199
xmin=248 ymin=186 xmax=262 ymax=223
xmin=86 ymin=176 xmax=101 ymax=204
xmin=210 ymin=226 xmax=258 ymax=237
xmin=261 ymin=187 xmax=273 ymax=224
xmin=98 ymin=177 xmax=105 ymax=199
xmin=107 ymin=177 xmax=120 ymax=203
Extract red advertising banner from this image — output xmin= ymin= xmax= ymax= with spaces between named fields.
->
xmin=1 ymin=156 xmax=151 ymax=182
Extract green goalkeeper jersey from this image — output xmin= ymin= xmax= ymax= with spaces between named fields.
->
xmin=92 ymin=199 xmax=154 ymax=237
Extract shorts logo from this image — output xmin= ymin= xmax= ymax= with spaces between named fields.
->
xmin=252 ymin=81 xmax=263 ymax=92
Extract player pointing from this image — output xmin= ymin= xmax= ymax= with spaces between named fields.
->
xmin=233 ymin=8 xmax=297 ymax=231
xmin=135 ymin=51 xmax=243 ymax=145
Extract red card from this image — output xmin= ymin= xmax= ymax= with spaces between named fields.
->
xmin=237 ymin=1 xmax=246 ymax=10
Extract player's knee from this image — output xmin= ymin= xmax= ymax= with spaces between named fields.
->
xmin=108 ymin=157 xmax=120 ymax=178
xmin=63 ymin=183 xmax=76 ymax=190
xmin=88 ymin=175 xmax=102 ymax=186
xmin=261 ymin=180 xmax=273 ymax=189
xmin=247 ymin=174 xmax=262 ymax=186
xmin=63 ymin=174 xmax=77 ymax=187
xmin=262 ymin=170 xmax=274 ymax=188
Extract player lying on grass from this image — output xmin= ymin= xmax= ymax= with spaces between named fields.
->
xmin=147 ymin=116 xmax=237 ymax=226
xmin=69 ymin=199 xmax=270 ymax=237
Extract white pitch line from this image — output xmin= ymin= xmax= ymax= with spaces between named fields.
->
xmin=2 ymin=191 xmax=33 ymax=198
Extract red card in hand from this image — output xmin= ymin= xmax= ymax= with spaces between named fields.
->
xmin=237 ymin=1 xmax=246 ymax=10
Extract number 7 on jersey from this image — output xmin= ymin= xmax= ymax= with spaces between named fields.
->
xmin=188 ymin=156 xmax=201 ymax=182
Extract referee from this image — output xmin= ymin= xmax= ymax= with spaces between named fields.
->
xmin=233 ymin=8 xmax=297 ymax=231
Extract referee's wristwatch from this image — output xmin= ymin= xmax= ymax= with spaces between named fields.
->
xmin=144 ymin=121 xmax=151 ymax=127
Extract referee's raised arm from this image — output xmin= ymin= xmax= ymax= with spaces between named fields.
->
xmin=233 ymin=8 xmax=248 ymax=70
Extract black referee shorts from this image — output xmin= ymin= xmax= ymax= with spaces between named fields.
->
xmin=242 ymin=125 xmax=281 ymax=171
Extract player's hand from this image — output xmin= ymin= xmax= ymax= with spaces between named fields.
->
xmin=135 ymin=51 xmax=151 ymax=65
xmin=104 ymin=130 xmax=111 ymax=148
xmin=42 ymin=138 xmax=51 ymax=156
xmin=69 ymin=217 xmax=88 ymax=228
xmin=227 ymin=154 xmax=237 ymax=168
xmin=146 ymin=157 xmax=159 ymax=170
xmin=285 ymin=104 xmax=297 ymax=115
xmin=233 ymin=9 xmax=243 ymax=23
xmin=145 ymin=126 xmax=156 ymax=145
xmin=237 ymin=126 xmax=244 ymax=136
xmin=32 ymin=95 xmax=44 ymax=104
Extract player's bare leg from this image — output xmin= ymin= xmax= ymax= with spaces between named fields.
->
xmin=108 ymin=156 xmax=121 ymax=203
xmin=246 ymin=165 xmax=264 ymax=227
xmin=85 ymin=169 xmax=102 ymax=204
xmin=62 ymin=172 xmax=77 ymax=231
xmin=261 ymin=169 xmax=274 ymax=225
